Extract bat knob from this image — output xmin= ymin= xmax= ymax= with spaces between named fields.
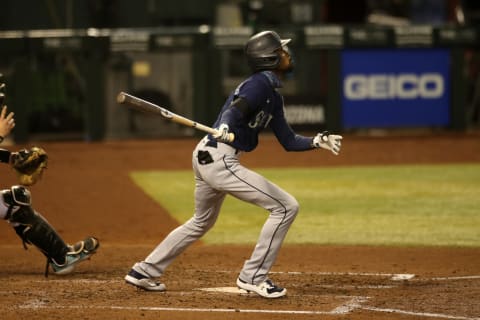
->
xmin=116 ymin=92 xmax=126 ymax=104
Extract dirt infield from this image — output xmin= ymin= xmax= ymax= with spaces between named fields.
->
xmin=1 ymin=132 xmax=479 ymax=320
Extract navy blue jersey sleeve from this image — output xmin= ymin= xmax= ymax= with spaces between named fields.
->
xmin=215 ymin=76 xmax=273 ymax=151
xmin=217 ymin=77 xmax=268 ymax=126
xmin=217 ymin=105 xmax=243 ymax=129
xmin=270 ymin=106 xmax=313 ymax=151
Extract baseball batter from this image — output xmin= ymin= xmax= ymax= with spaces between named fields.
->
xmin=125 ymin=30 xmax=342 ymax=298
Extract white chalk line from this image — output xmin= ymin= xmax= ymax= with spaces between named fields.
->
xmin=362 ymin=306 xmax=480 ymax=320
xmin=277 ymin=271 xmax=416 ymax=281
xmin=27 ymin=274 xmax=480 ymax=285
xmin=18 ymin=300 xmax=480 ymax=320
xmin=16 ymin=272 xmax=480 ymax=319
xmin=17 ymin=296 xmax=369 ymax=315
xmin=331 ymin=296 xmax=369 ymax=314
xmin=296 ymin=284 xmax=397 ymax=289
xmin=32 ymin=305 xmax=332 ymax=315
xmin=215 ymin=270 xmax=416 ymax=281
xmin=418 ymin=275 xmax=480 ymax=281
xmin=17 ymin=301 xmax=480 ymax=320
xmin=30 ymin=279 xmax=119 ymax=284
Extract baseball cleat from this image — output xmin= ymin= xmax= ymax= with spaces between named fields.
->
xmin=236 ymin=278 xmax=287 ymax=298
xmin=125 ymin=269 xmax=166 ymax=292
xmin=49 ymin=237 xmax=100 ymax=275
xmin=50 ymin=255 xmax=81 ymax=275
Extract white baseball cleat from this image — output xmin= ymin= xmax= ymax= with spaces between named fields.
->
xmin=125 ymin=269 xmax=166 ymax=292
xmin=236 ymin=278 xmax=287 ymax=298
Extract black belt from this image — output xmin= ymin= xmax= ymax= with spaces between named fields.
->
xmin=204 ymin=139 xmax=240 ymax=154
xmin=205 ymin=140 xmax=217 ymax=148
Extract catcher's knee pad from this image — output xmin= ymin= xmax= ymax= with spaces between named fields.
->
xmin=1 ymin=185 xmax=31 ymax=219
xmin=2 ymin=185 xmax=69 ymax=265
xmin=0 ymin=192 xmax=10 ymax=220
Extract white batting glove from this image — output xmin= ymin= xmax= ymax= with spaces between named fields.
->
xmin=213 ymin=123 xmax=231 ymax=143
xmin=313 ymin=131 xmax=343 ymax=155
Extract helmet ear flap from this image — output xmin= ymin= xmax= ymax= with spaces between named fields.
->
xmin=245 ymin=31 xmax=291 ymax=72
xmin=253 ymin=53 xmax=281 ymax=70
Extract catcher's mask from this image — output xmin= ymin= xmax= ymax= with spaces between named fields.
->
xmin=245 ymin=30 xmax=293 ymax=73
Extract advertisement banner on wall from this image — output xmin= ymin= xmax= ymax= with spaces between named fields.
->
xmin=341 ymin=49 xmax=450 ymax=129
xmin=284 ymin=96 xmax=326 ymax=131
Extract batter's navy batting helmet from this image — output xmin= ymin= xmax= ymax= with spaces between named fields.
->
xmin=245 ymin=30 xmax=291 ymax=72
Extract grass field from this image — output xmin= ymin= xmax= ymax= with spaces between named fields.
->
xmin=131 ymin=164 xmax=480 ymax=247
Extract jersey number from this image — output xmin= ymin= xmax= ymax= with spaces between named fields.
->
xmin=248 ymin=111 xmax=273 ymax=129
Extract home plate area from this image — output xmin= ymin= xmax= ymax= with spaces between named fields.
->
xmin=150 ymin=270 xmax=479 ymax=318
xmin=186 ymin=271 xmax=411 ymax=315
xmin=8 ymin=270 xmax=480 ymax=319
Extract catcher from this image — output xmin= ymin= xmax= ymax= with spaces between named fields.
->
xmin=0 ymin=77 xmax=99 ymax=276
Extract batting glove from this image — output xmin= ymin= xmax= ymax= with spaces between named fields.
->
xmin=313 ymin=131 xmax=343 ymax=155
xmin=213 ymin=123 xmax=232 ymax=143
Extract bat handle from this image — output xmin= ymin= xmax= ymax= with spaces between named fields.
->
xmin=211 ymin=130 xmax=235 ymax=143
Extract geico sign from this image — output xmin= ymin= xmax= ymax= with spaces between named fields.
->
xmin=344 ymin=73 xmax=444 ymax=100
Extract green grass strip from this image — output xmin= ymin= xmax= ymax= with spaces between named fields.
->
xmin=130 ymin=164 xmax=480 ymax=247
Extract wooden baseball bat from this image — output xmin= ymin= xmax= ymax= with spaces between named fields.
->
xmin=116 ymin=92 xmax=234 ymax=142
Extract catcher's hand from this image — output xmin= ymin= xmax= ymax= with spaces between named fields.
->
xmin=0 ymin=74 xmax=15 ymax=140
xmin=0 ymin=105 xmax=15 ymax=139
xmin=10 ymin=146 xmax=48 ymax=186
xmin=0 ymin=73 xmax=5 ymax=106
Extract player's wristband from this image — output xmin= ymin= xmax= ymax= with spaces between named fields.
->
xmin=320 ymin=131 xmax=329 ymax=142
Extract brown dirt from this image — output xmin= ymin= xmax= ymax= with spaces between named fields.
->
xmin=1 ymin=132 xmax=479 ymax=320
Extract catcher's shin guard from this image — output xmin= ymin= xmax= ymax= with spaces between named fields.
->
xmin=2 ymin=186 xmax=69 ymax=275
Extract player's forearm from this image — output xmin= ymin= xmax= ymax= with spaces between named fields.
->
xmin=279 ymin=133 xmax=314 ymax=151
xmin=272 ymin=118 xmax=313 ymax=151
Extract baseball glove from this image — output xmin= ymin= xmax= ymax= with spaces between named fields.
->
xmin=10 ymin=146 xmax=48 ymax=186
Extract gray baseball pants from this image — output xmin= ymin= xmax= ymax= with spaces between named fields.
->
xmin=133 ymin=136 xmax=299 ymax=285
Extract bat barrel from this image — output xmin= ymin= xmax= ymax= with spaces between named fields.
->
xmin=116 ymin=91 xmax=235 ymax=143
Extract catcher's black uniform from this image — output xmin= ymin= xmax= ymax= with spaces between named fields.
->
xmin=0 ymin=146 xmax=99 ymax=276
